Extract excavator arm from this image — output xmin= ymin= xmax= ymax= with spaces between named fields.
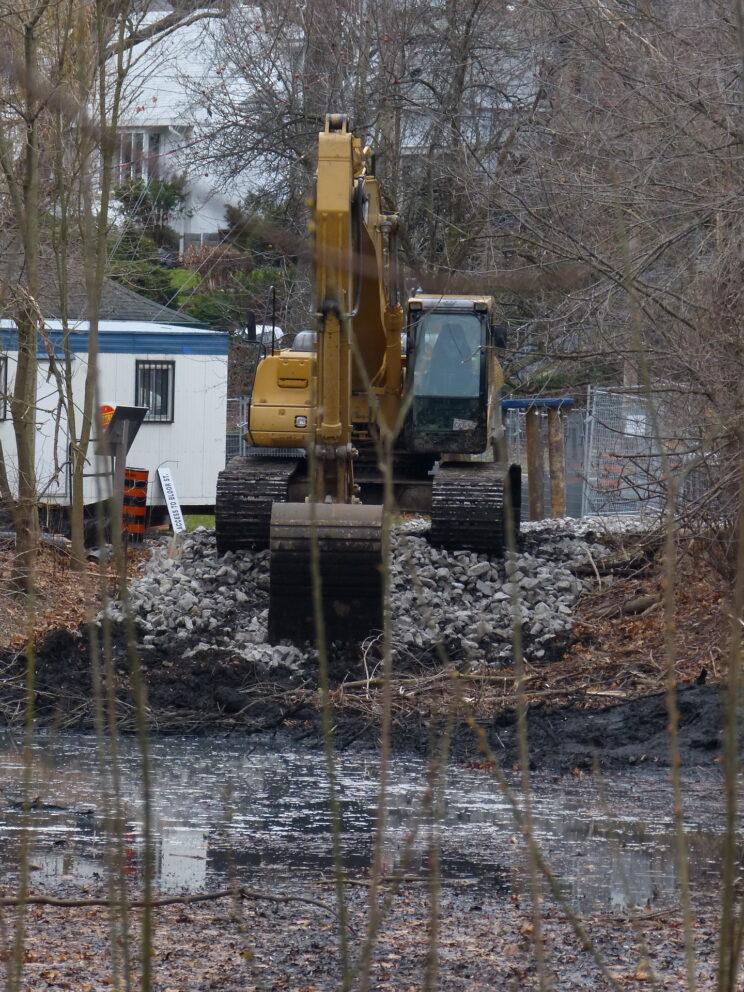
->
xmin=245 ymin=114 xmax=403 ymax=487
xmin=268 ymin=115 xmax=392 ymax=644
xmin=311 ymin=113 xmax=405 ymax=495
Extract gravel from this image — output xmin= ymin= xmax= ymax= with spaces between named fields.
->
xmin=103 ymin=520 xmax=613 ymax=677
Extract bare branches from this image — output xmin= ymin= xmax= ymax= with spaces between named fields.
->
xmin=105 ymin=6 xmax=224 ymax=59
xmin=184 ymin=0 xmax=541 ymax=283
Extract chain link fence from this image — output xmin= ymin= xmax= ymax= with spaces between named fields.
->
xmin=226 ymin=397 xmax=250 ymax=463
xmin=581 ymin=386 xmax=720 ymax=519
xmin=226 ymin=389 xmax=718 ymax=519
xmin=581 ymin=388 xmax=662 ymax=516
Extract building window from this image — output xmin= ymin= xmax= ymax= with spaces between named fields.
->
xmin=136 ymin=360 xmax=174 ymax=423
xmin=117 ymin=130 xmax=162 ymax=182
xmin=0 ymin=355 xmax=7 ymax=420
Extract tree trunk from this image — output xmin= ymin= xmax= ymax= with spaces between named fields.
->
xmin=10 ymin=310 xmax=39 ymax=591
xmin=0 ymin=438 xmax=15 ymax=520
xmin=9 ymin=12 xmax=45 ymax=593
xmin=71 ymin=2 xmax=129 ymax=563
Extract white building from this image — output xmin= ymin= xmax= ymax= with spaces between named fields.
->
xmin=115 ymin=7 xmax=249 ymax=249
xmin=0 ymin=271 xmax=228 ymax=512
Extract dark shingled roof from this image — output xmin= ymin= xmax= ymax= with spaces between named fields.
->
xmin=0 ymin=248 xmax=201 ymax=326
xmin=82 ymin=275 xmax=200 ymax=325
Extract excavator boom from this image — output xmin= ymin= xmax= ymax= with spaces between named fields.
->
xmin=267 ymin=115 xmax=385 ymax=644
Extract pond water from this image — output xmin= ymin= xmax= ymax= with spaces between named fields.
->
xmin=0 ymin=733 xmax=733 ymax=913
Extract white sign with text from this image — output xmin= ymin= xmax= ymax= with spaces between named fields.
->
xmin=157 ymin=466 xmax=187 ymax=534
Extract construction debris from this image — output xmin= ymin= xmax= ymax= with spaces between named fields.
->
xmin=103 ymin=519 xmax=614 ymax=674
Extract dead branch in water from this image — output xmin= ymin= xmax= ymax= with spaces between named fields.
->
xmin=0 ymin=887 xmax=336 ymax=917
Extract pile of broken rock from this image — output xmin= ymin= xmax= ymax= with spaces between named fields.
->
xmin=102 ymin=520 xmax=613 ymax=677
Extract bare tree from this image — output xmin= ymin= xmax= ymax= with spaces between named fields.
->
xmin=187 ymin=0 xmax=541 ymax=286
xmin=500 ymin=1 xmax=744 ymax=498
xmin=0 ymin=0 xmax=55 ymax=590
xmin=0 ymin=0 xmax=226 ymax=579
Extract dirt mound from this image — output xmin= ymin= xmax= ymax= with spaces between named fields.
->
xmin=1 ymin=623 xmax=726 ymax=771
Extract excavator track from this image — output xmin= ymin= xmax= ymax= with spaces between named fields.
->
xmin=430 ymin=462 xmax=521 ymax=555
xmin=215 ymin=455 xmax=302 ymax=554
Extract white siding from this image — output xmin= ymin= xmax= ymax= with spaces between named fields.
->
xmin=114 ymin=13 xmax=251 ymax=239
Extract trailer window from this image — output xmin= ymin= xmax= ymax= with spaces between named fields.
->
xmin=136 ymin=360 xmax=175 ymax=423
xmin=0 ymin=356 xmax=6 ymax=420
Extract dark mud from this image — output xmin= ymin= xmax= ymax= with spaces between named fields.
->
xmin=464 ymin=682 xmax=724 ymax=771
xmin=1 ymin=627 xmax=725 ymax=771
xmin=2 ymin=880 xmax=721 ymax=991
xmin=337 ymin=683 xmax=724 ymax=772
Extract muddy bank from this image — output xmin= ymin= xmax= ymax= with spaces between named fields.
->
xmin=458 ymin=682 xmax=724 ymax=771
xmin=0 ymin=624 xmax=725 ymax=771
xmin=328 ymin=683 xmax=724 ymax=771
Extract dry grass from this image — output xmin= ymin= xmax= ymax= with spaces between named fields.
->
xmin=0 ymin=540 xmax=148 ymax=651
xmin=561 ymin=547 xmax=726 ymax=703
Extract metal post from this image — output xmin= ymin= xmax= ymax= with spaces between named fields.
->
xmin=581 ymin=386 xmax=594 ymax=518
xmin=526 ymin=406 xmax=544 ymax=521
xmin=270 ymin=284 xmax=276 ymax=355
xmin=111 ymin=421 xmax=129 ymax=544
xmin=547 ymin=406 xmax=566 ymax=518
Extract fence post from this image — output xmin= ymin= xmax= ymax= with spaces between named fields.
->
xmin=526 ymin=407 xmax=544 ymax=520
xmin=581 ymin=387 xmax=592 ymax=517
xmin=240 ymin=396 xmax=250 ymax=457
xmin=547 ymin=406 xmax=566 ymax=518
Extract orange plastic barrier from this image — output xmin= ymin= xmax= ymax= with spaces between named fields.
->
xmin=123 ymin=467 xmax=148 ymax=541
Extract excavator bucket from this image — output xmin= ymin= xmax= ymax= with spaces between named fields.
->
xmin=268 ymin=503 xmax=383 ymax=645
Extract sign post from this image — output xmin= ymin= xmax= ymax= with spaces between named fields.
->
xmin=157 ymin=466 xmax=187 ymax=535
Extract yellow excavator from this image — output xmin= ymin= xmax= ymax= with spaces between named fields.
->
xmin=216 ymin=114 xmax=521 ymax=644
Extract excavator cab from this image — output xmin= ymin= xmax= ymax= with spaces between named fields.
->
xmin=404 ymin=296 xmax=498 ymax=455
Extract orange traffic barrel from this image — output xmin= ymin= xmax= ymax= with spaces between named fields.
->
xmin=123 ymin=467 xmax=148 ymax=541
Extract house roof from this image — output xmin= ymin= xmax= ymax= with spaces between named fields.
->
xmin=0 ymin=249 xmax=200 ymax=327
xmin=85 ymin=277 xmax=200 ymax=326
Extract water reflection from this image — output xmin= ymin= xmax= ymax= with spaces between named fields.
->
xmin=0 ymin=733 xmax=733 ymax=913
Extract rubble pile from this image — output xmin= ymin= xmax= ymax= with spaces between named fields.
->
xmin=390 ymin=526 xmax=607 ymax=664
xmin=104 ymin=521 xmax=613 ymax=676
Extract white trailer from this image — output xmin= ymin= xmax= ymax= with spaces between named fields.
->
xmin=0 ymin=319 xmax=228 ymax=510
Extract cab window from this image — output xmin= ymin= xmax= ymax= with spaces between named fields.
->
xmin=412 ymin=313 xmax=483 ymax=398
